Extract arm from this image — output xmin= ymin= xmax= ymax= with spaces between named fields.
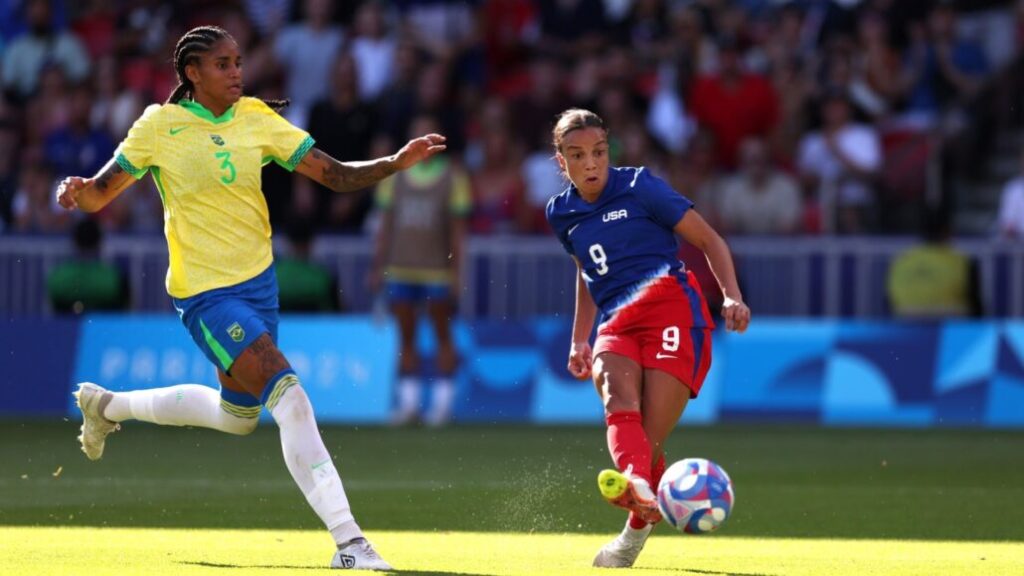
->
xmin=674 ymin=209 xmax=751 ymax=332
xmin=567 ymin=256 xmax=598 ymax=380
xmin=56 ymin=158 xmax=136 ymax=213
xmin=294 ymin=134 xmax=446 ymax=194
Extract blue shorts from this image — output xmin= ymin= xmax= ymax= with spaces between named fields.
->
xmin=172 ymin=265 xmax=279 ymax=375
xmin=386 ymin=280 xmax=450 ymax=303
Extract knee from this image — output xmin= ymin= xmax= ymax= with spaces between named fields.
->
xmin=270 ymin=385 xmax=313 ymax=423
xmin=231 ymin=416 xmax=259 ymax=436
xmin=596 ymin=373 xmax=640 ymax=414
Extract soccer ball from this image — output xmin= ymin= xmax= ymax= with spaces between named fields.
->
xmin=656 ymin=458 xmax=734 ymax=534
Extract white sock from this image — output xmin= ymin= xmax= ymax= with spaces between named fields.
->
xmin=622 ymin=521 xmax=653 ymax=543
xmin=396 ymin=376 xmax=421 ymax=415
xmin=102 ymin=385 xmax=257 ymax=435
xmin=426 ymin=377 xmax=454 ymax=424
xmin=269 ymin=379 xmax=362 ymax=546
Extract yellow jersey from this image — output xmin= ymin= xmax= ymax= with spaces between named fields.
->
xmin=114 ymin=97 xmax=314 ymax=298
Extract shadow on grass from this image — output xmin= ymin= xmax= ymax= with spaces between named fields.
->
xmin=179 ymin=560 xmax=491 ymax=575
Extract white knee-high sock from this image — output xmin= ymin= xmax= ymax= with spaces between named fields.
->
xmin=396 ymin=376 xmax=421 ymax=415
xmin=268 ymin=379 xmax=362 ymax=546
xmin=426 ymin=377 xmax=455 ymax=424
xmin=102 ymin=385 xmax=258 ymax=435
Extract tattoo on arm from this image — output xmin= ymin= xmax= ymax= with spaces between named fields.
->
xmin=310 ymin=148 xmax=397 ymax=193
xmin=94 ymin=162 xmax=125 ymax=192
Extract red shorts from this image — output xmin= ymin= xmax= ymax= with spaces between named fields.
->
xmin=593 ymin=272 xmax=714 ymax=398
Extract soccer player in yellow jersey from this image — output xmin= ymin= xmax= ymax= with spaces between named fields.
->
xmin=55 ymin=25 xmax=445 ymax=571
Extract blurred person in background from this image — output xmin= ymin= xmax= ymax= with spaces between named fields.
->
xmin=546 ymin=109 xmax=749 ymax=568
xmin=469 ymin=98 xmax=528 ymax=234
xmin=242 ymin=0 xmax=291 ymax=38
xmin=14 ymin=161 xmax=69 ymax=233
xmin=718 ymin=136 xmax=802 ymax=235
xmin=371 ymin=114 xmax=469 ymax=427
xmin=481 ymin=0 xmax=538 ymax=96
xmin=398 ymin=0 xmax=481 ymax=74
xmin=55 ymin=24 xmax=446 ymax=570
xmin=90 ymin=56 xmax=144 ymax=140
xmin=511 ymin=56 xmax=569 ymax=156
xmin=797 ymin=89 xmax=880 ymax=234
xmin=995 ymin=148 xmax=1024 ymax=238
xmin=852 ymin=10 xmax=903 ymax=119
xmin=377 ymin=40 xmax=422 ymax=150
xmin=769 ymin=54 xmax=814 ymax=166
xmin=411 ymin=59 xmax=467 ymax=154
xmin=536 ymin=0 xmax=607 ymax=60
xmin=902 ymin=0 xmax=989 ymax=129
xmin=295 ymin=51 xmax=377 ymax=233
xmin=349 ymin=1 xmax=396 ymax=102
xmin=887 ymin=209 xmax=982 ymax=318
xmin=71 ymin=0 xmax=117 ymax=60
xmin=669 ymin=129 xmax=722 ymax=229
xmin=44 ymin=83 xmax=114 ymax=180
xmin=47 ymin=216 xmax=128 ymax=313
xmin=688 ymin=36 xmax=779 ymax=170
xmin=1 ymin=0 xmax=89 ymax=102
xmin=24 ymin=65 xmax=71 ymax=151
xmin=273 ymin=0 xmax=344 ymax=128
xmin=617 ymin=122 xmax=667 ymax=178
xmin=275 ymin=217 xmax=340 ymax=312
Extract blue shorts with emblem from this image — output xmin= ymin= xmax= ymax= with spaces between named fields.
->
xmin=172 ymin=264 xmax=279 ymax=375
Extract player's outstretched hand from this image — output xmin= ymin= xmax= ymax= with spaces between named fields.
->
xmin=394 ymin=133 xmax=447 ymax=170
xmin=56 ymin=176 xmax=87 ymax=210
xmin=721 ymin=297 xmax=751 ymax=333
xmin=568 ymin=341 xmax=593 ymax=380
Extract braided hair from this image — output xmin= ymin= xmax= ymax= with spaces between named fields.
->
xmin=166 ymin=26 xmax=288 ymax=112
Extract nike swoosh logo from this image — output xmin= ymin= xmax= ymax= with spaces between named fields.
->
xmin=655 ymin=352 xmax=677 ymax=359
xmin=567 ymin=223 xmax=581 ymax=236
xmin=169 ymin=126 xmax=188 ymax=135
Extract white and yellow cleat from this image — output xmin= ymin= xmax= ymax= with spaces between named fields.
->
xmin=597 ymin=467 xmax=662 ymax=524
xmin=74 ymin=382 xmax=119 ymax=461
xmin=593 ymin=523 xmax=654 ymax=568
xmin=331 ymin=537 xmax=393 ymax=571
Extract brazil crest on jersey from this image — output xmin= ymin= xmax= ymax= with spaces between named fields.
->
xmin=546 ymin=166 xmax=711 ymax=327
xmin=114 ymin=97 xmax=314 ymax=298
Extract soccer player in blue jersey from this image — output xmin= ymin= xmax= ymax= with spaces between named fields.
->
xmin=546 ymin=109 xmax=751 ymax=568
xmin=55 ymin=25 xmax=446 ymax=571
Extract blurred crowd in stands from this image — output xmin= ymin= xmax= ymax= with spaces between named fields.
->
xmin=1 ymin=0 xmax=1022 ymax=239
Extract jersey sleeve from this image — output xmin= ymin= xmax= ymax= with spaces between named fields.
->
xmin=545 ymin=196 xmax=574 ymax=255
xmin=450 ymin=170 xmax=471 ymax=216
xmin=257 ymin=100 xmax=315 ymax=172
xmin=633 ymin=167 xmax=693 ymax=229
xmin=113 ymin=104 xmax=160 ymax=179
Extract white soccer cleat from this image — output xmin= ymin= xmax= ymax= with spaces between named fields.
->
xmin=74 ymin=382 xmax=119 ymax=461
xmin=593 ymin=524 xmax=653 ymax=568
xmin=330 ymin=537 xmax=393 ymax=571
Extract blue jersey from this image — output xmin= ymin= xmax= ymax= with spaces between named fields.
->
xmin=546 ymin=166 xmax=695 ymax=319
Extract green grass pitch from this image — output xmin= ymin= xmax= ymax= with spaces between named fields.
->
xmin=1 ymin=422 xmax=1022 ymax=575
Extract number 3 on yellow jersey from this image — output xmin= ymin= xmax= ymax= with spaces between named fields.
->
xmin=215 ymin=151 xmax=236 ymax=184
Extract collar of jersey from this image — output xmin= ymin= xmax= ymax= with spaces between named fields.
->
xmin=179 ymin=99 xmax=237 ymax=124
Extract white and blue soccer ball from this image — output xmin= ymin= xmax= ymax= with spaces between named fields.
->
xmin=656 ymin=458 xmax=734 ymax=534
